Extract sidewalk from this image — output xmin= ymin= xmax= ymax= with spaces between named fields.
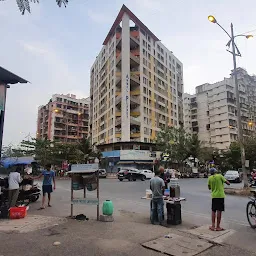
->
xmin=0 ymin=210 xmax=255 ymax=256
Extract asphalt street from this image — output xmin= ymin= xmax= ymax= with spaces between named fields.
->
xmin=30 ymin=178 xmax=253 ymax=231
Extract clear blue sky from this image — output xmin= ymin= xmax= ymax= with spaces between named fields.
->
xmin=0 ymin=0 xmax=255 ymax=146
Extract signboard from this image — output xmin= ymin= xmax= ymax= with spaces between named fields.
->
xmin=69 ymin=163 xmax=99 ymax=173
xmin=120 ymin=150 xmax=161 ymax=161
xmin=245 ymin=160 xmax=249 ymax=168
xmin=125 ymin=74 xmax=129 ymax=118
xmin=71 ymin=198 xmax=99 ymax=205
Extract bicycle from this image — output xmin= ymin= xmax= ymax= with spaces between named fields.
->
xmin=246 ymin=189 xmax=256 ymax=229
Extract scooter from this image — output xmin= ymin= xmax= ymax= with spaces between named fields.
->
xmin=0 ymin=177 xmax=41 ymax=206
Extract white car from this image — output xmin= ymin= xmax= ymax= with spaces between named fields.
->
xmin=224 ymin=170 xmax=241 ymax=183
xmin=140 ymin=170 xmax=155 ymax=179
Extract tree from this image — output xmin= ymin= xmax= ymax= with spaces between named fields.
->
xmin=187 ymin=134 xmax=202 ymax=162
xmin=0 ymin=0 xmax=68 ymax=15
xmin=76 ymin=138 xmax=97 ymax=163
xmin=21 ymin=138 xmax=54 ymax=166
xmin=156 ymin=127 xmax=191 ymax=171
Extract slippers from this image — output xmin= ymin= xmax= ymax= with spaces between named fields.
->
xmin=209 ymin=226 xmax=215 ymax=231
xmin=216 ymin=227 xmax=225 ymax=231
xmin=38 ymin=207 xmax=45 ymax=210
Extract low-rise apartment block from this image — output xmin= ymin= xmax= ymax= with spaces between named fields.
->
xmin=37 ymin=94 xmax=90 ymax=143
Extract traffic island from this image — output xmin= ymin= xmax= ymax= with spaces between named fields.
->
xmin=224 ymin=187 xmax=252 ymax=197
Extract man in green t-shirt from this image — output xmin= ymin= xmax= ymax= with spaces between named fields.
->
xmin=208 ymin=168 xmax=230 ymax=231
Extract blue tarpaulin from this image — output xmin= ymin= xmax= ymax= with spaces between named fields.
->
xmin=1 ymin=156 xmax=36 ymax=168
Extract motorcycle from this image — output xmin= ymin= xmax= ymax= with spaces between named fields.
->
xmin=0 ymin=177 xmax=41 ymax=206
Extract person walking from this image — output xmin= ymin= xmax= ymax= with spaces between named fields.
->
xmin=8 ymin=166 xmax=22 ymax=208
xmin=150 ymin=166 xmax=165 ymax=225
xmin=34 ymin=164 xmax=56 ymax=209
xmin=208 ymin=168 xmax=230 ymax=231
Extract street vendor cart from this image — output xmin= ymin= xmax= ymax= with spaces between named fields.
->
xmin=68 ymin=163 xmax=100 ymax=220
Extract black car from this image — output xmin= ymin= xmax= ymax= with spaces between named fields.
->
xmin=117 ymin=168 xmax=146 ymax=181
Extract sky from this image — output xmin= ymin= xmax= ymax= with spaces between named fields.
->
xmin=0 ymin=0 xmax=256 ymax=146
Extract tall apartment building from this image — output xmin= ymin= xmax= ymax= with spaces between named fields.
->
xmin=37 ymin=94 xmax=90 ymax=143
xmin=90 ymin=5 xmax=183 ymax=147
xmin=184 ymin=68 xmax=256 ymax=150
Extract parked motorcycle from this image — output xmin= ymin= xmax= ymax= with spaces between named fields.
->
xmin=0 ymin=177 xmax=41 ymax=206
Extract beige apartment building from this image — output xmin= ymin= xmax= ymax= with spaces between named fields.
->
xmin=90 ymin=5 xmax=183 ymax=148
xmin=37 ymin=94 xmax=90 ymax=143
xmin=184 ymin=68 xmax=256 ymax=150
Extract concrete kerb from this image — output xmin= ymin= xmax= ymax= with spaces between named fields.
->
xmin=224 ymin=187 xmax=253 ymax=197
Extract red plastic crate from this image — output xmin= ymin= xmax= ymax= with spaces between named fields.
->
xmin=9 ymin=207 xmax=27 ymax=219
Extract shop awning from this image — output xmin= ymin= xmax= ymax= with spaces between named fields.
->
xmin=117 ymin=161 xmax=154 ymax=165
xmin=0 ymin=66 xmax=29 ymax=84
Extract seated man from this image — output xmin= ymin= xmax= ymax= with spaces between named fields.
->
xmin=150 ymin=166 xmax=165 ymax=225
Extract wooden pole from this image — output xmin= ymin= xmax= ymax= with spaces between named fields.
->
xmin=71 ymin=174 xmax=74 ymax=218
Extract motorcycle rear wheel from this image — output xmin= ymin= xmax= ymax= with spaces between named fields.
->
xmin=30 ymin=195 xmax=40 ymax=203
xmin=246 ymin=201 xmax=256 ymax=229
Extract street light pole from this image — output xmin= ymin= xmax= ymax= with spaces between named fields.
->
xmin=230 ymin=23 xmax=248 ymax=187
xmin=208 ymin=16 xmax=252 ymax=187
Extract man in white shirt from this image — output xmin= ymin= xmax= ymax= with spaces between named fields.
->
xmin=8 ymin=166 xmax=22 ymax=207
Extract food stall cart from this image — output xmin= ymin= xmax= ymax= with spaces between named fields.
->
xmin=68 ymin=163 xmax=100 ymax=220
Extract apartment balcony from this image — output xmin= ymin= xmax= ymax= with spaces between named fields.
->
xmin=115 ymin=117 xmax=122 ymax=126
xmin=130 ymin=52 xmax=140 ymax=66
xmin=130 ymin=73 xmax=140 ymax=85
xmin=115 ymin=95 xmax=121 ymax=105
xmin=130 ymin=89 xmax=140 ymax=96
xmin=67 ymin=122 xmax=79 ymax=127
xmin=116 ymin=76 xmax=121 ymax=86
xmin=130 ymin=34 xmax=140 ymax=46
xmin=116 ymin=53 xmax=121 ymax=65
xmin=54 ymin=127 xmax=65 ymax=131
xmin=130 ymin=95 xmax=140 ymax=105
xmin=190 ymin=102 xmax=197 ymax=109
xmin=131 ymin=111 xmax=140 ymax=116
xmin=130 ymin=116 xmax=140 ymax=126
xmin=240 ymin=103 xmax=249 ymax=109
xmin=192 ymin=121 xmax=198 ymax=127
xmin=227 ymin=98 xmax=236 ymax=104
xmin=66 ymin=109 xmax=79 ymax=115
xmin=115 ymin=133 xmax=121 ymax=138
xmin=130 ymin=132 xmax=140 ymax=138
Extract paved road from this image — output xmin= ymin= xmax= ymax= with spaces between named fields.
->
xmin=25 ymin=178 xmax=256 ymax=253
xmin=30 ymin=178 xmax=252 ymax=229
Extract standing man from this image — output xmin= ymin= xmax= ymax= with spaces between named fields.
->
xmin=34 ymin=164 xmax=56 ymax=209
xmin=208 ymin=168 xmax=230 ymax=231
xmin=150 ymin=166 xmax=165 ymax=225
xmin=8 ymin=166 xmax=22 ymax=208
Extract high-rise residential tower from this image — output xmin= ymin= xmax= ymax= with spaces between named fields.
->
xmin=90 ymin=5 xmax=183 ymax=148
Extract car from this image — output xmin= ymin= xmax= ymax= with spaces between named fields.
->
xmin=117 ymin=168 xmax=146 ymax=181
xmin=139 ymin=170 xmax=155 ymax=179
xmin=99 ymin=169 xmax=107 ymax=178
xmin=224 ymin=170 xmax=241 ymax=183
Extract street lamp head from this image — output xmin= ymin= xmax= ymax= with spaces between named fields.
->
xmin=246 ymin=35 xmax=253 ymax=39
xmin=208 ymin=15 xmax=217 ymax=24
